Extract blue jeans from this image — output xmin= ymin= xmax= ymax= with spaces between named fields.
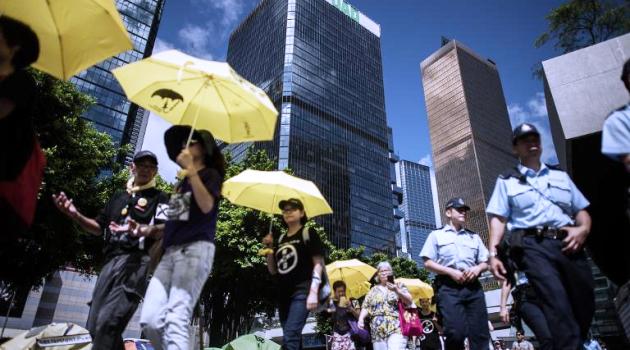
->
xmin=278 ymin=293 xmax=309 ymax=350
xmin=140 ymin=240 xmax=215 ymax=350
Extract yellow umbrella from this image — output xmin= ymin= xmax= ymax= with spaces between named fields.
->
xmin=222 ymin=170 xmax=333 ymax=218
xmin=0 ymin=0 xmax=132 ymax=80
xmin=326 ymin=259 xmax=376 ymax=299
xmin=112 ymin=50 xmax=278 ymax=143
xmin=395 ymin=278 xmax=434 ymax=301
xmin=0 ymin=322 xmax=92 ymax=350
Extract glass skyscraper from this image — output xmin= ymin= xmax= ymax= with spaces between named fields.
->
xmin=227 ymin=0 xmax=393 ymax=251
xmin=396 ymin=160 xmax=437 ymax=266
xmin=71 ymin=0 xmax=165 ymax=159
xmin=420 ymin=40 xmax=515 ymax=243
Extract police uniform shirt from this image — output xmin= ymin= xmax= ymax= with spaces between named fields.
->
xmin=486 ymin=163 xmax=589 ymax=230
xmin=602 ymin=104 xmax=630 ymax=160
xmin=420 ymin=224 xmax=489 ymax=271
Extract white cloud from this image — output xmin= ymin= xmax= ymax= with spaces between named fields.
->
xmin=152 ymin=37 xmax=175 ymax=55
xmin=507 ymin=92 xmax=559 ymax=165
xmin=178 ymin=24 xmax=214 ymax=60
xmin=141 ymin=114 xmax=179 ymax=183
xmin=418 ymin=154 xmax=432 ymax=167
xmin=191 ymin=0 xmax=247 ymax=36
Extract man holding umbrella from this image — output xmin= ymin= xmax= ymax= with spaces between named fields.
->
xmin=53 ymin=150 xmax=169 ymax=350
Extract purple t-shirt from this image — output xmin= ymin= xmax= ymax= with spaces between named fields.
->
xmin=163 ymin=168 xmax=222 ymax=248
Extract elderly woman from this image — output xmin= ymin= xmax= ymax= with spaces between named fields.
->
xmin=357 ymin=261 xmax=412 ymax=350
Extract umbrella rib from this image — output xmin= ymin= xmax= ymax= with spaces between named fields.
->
xmin=215 ymin=80 xmax=271 ymax=134
xmin=209 ymin=78 xmax=236 ymax=137
xmin=46 ymin=2 xmax=66 ymax=79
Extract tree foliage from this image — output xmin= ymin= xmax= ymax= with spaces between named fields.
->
xmin=534 ymin=0 xmax=630 ymax=77
xmin=536 ymin=0 xmax=630 ymax=53
xmin=0 ymin=70 xmax=125 ymax=295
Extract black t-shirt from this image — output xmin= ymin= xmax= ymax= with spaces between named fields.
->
xmin=275 ymin=226 xmax=324 ymax=298
xmin=332 ymin=300 xmax=358 ymax=334
xmin=163 ymin=168 xmax=222 ymax=248
xmin=0 ymin=70 xmax=36 ymax=181
xmin=96 ymin=187 xmax=170 ymax=260
xmin=419 ymin=310 xmax=440 ymax=348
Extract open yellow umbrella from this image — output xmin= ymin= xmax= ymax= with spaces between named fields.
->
xmin=112 ymin=50 xmax=278 ymax=143
xmin=222 ymin=170 xmax=333 ymax=218
xmin=395 ymin=278 xmax=434 ymax=301
xmin=0 ymin=0 xmax=132 ymax=80
xmin=326 ymin=259 xmax=376 ymax=299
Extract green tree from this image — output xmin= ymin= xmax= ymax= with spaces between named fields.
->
xmin=0 ymin=70 xmax=125 ymax=296
xmin=534 ymin=0 xmax=630 ymax=77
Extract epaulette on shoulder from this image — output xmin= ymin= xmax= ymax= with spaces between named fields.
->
xmin=545 ymin=163 xmax=564 ymax=171
xmin=498 ymin=166 xmax=521 ymax=180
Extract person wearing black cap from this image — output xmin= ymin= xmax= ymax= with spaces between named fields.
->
xmin=140 ymin=125 xmax=226 ymax=350
xmin=261 ymin=198 xmax=325 ymax=350
xmin=52 ymin=150 xmax=170 ymax=350
xmin=419 ymin=197 xmax=489 ymax=350
xmin=487 ymin=123 xmax=593 ymax=350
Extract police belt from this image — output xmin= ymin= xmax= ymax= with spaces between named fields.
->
xmin=512 ymin=226 xmax=567 ymax=240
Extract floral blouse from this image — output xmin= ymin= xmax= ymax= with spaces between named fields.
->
xmin=362 ymin=283 xmax=408 ymax=341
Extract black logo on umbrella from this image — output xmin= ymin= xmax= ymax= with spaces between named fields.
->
xmin=150 ymin=89 xmax=184 ymax=113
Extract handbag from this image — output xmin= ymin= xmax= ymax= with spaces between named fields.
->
xmin=397 ymin=300 xmax=423 ymax=337
xmin=347 ymin=318 xmax=371 ymax=345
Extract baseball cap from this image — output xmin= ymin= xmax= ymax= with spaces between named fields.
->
xmin=133 ymin=150 xmax=158 ymax=165
xmin=278 ymin=198 xmax=304 ymax=211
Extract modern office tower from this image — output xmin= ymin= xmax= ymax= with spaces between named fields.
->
xmin=396 ymin=160 xmax=437 ymax=266
xmin=420 ymin=39 xmax=515 ymax=242
xmin=71 ymin=0 xmax=166 ymax=161
xmin=227 ymin=0 xmax=394 ymax=251
xmin=543 ymin=33 xmax=630 ymax=347
xmin=388 ymin=128 xmax=405 ymax=256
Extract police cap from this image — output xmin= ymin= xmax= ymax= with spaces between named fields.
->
xmin=512 ymin=123 xmax=540 ymax=145
xmin=445 ymin=197 xmax=470 ymax=211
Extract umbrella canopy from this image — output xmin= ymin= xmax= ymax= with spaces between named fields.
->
xmin=223 ymin=334 xmax=280 ymax=350
xmin=112 ymin=50 xmax=278 ymax=143
xmin=222 ymin=170 xmax=333 ymax=218
xmin=0 ymin=0 xmax=132 ymax=80
xmin=326 ymin=259 xmax=376 ymax=299
xmin=395 ymin=278 xmax=434 ymax=301
xmin=0 ymin=322 xmax=92 ymax=350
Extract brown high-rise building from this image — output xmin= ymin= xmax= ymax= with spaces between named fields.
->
xmin=420 ymin=40 xmax=514 ymax=242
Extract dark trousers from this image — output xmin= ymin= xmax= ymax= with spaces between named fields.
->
xmin=518 ymin=299 xmax=553 ymax=350
xmin=437 ymin=279 xmax=489 ymax=350
xmin=514 ymin=237 xmax=594 ymax=350
xmin=278 ymin=293 xmax=309 ymax=350
xmin=87 ymin=253 xmax=150 ymax=350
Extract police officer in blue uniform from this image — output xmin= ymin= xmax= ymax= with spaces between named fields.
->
xmin=420 ymin=197 xmax=489 ymax=350
xmin=487 ymin=123 xmax=594 ymax=350
xmin=592 ymin=58 xmax=630 ymax=287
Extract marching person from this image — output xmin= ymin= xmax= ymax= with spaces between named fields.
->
xmin=420 ymin=198 xmax=489 ymax=350
xmin=357 ymin=261 xmax=412 ymax=350
xmin=262 ymin=198 xmax=326 ymax=350
xmin=53 ymin=150 xmax=169 ymax=350
xmin=327 ymin=280 xmax=361 ymax=350
xmin=139 ymin=125 xmax=225 ymax=350
xmin=510 ymin=331 xmax=533 ymax=350
xmin=417 ymin=298 xmax=442 ymax=350
xmin=487 ymin=123 xmax=594 ymax=350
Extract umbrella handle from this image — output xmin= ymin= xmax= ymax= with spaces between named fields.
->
xmin=185 ymin=103 xmax=203 ymax=148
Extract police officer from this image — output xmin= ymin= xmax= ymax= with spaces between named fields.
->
xmin=487 ymin=123 xmax=594 ymax=350
xmin=420 ymin=197 xmax=489 ymax=350
xmin=52 ymin=150 xmax=170 ymax=350
xmin=602 ymin=58 xmax=630 ymax=173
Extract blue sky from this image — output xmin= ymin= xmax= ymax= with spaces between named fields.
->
xmin=144 ymin=0 xmax=566 ymax=181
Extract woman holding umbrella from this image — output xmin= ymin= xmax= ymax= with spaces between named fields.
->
xmin=138 ymin=125 xmax=225 ymax=350
xmin=262 ymin=198 xmax=326 ymax=350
